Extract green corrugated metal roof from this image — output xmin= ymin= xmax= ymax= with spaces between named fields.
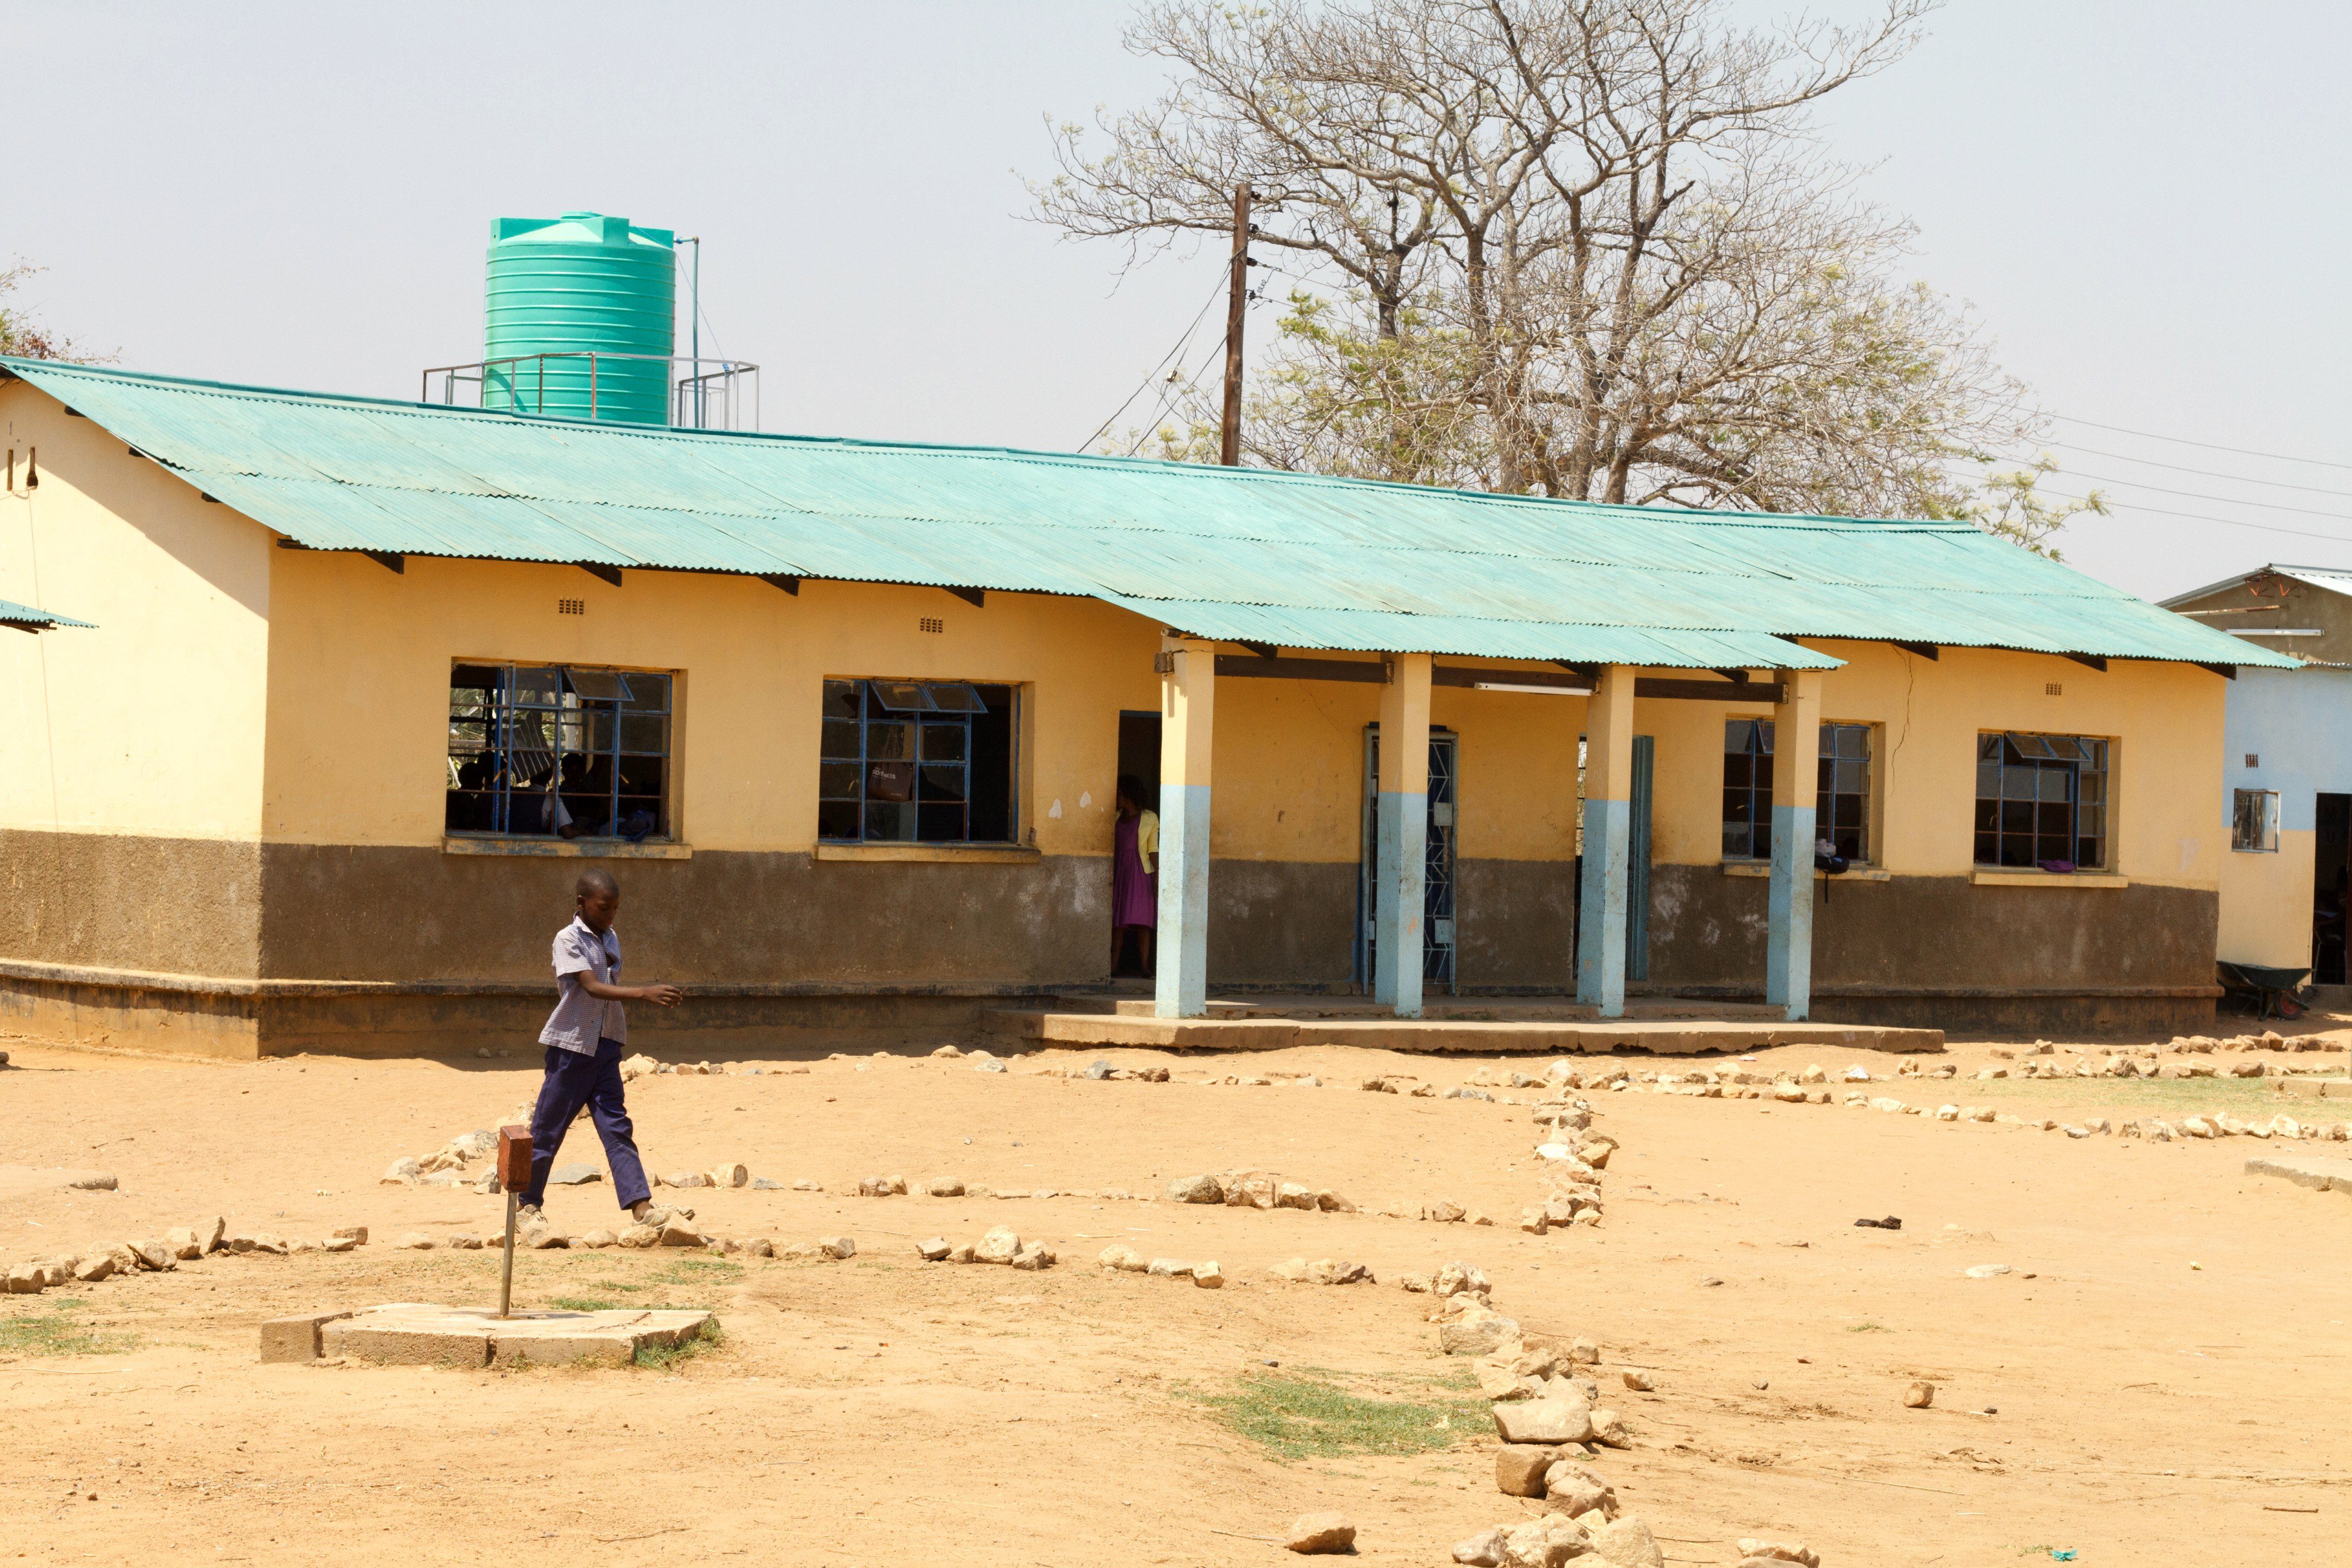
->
xmin=0 ymin=597 xmax=92 ymax=631
xmin=1 ymin=356 xmax=2286 ymax=672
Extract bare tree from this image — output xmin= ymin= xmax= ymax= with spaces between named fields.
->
xmin=1035 ymin=0 xmax=2093 ymax=551
xmin=0 ymin=261 xmax=106 ymax=363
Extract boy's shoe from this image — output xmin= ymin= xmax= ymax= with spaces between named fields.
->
xmin=630 ymin=1203 xmax=671 ymax=1229
xmin=516 ymin=1203 xmax=545 ymax=1225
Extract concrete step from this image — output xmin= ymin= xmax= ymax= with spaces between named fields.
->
xmin=984 ymin=1008 xmax=1941 ymax=1055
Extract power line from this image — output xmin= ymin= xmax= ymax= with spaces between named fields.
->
xmin=1121 ymin=331 xmax=1230 ymax=458
xmin=2051 ymin=414 xmax=2352 ymax=473
xmin=2044 ymin=489 xmax=2352 ymax=546
xmin=2034 ymin=468 xmax=2352 ymax=523
xmin=1079 ymin=274 xmax=1229 ymax=454
xmin=2041 ymin=440 xmax=2352 ymax=499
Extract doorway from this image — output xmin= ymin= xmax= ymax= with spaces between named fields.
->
xmin=2316 ymin=793 xmax=2350 ymax=984
xmin=1357 ymin=726 xmax=1459 ymax=994
xmin=1112 ymin=712 xmax=1162 ymax=979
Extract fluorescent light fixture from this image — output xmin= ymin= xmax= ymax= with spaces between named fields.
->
xmin=2227 ymin=628 xmax=2322 ymax=637
xmin=1472 ymin=680 xmax=1592 ymax=695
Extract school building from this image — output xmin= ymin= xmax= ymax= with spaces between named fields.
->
xmin=2162 ymin=564 xmax=2352 ymax=993
xmin=0 ymin=356 xmax=2284 ymax=1058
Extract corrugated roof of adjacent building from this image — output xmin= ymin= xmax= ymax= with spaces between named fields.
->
xmin=0 ymin=597 xmax=93 ymax=631
xmin=3 ymin=356 xmax=2284 ymax=672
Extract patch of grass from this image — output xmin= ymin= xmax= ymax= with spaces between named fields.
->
xmin=0 ymin=1303 xmax=138 ymax=1358
xmin=1956 ymin=1074 xmax=2289 ymax=1115
xmin=545 ymin=1295 xmax=628 ymax=1312
xmin=1192 ymin=1370 xmax=1491 ymax=1462
xmin=1847 ymin=1322 xmax=1891 ymax=1333
xmin=634 ymin=1320 xmax=722 ymax=1371
xmin=659 ymin=1257 xmax=743 ymax=1287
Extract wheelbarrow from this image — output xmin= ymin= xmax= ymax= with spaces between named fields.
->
xmin=2217 ymin=960 xmax=2311 ymax=1021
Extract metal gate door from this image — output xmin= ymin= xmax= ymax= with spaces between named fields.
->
xmin=1358 ymin=727 xmax=1459 ymax=993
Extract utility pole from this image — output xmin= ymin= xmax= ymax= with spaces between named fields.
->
xmin=1219 ymin=182 xmax=1253 ymax=467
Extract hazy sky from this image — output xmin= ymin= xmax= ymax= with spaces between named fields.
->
xmin=7 ymin=1 xmax=2345 ymax=602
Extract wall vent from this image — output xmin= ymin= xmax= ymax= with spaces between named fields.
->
xmin=558 ymin=598 xmax=585 ymax=616
xmin=919 ymin=617 xmax=944 ymax=634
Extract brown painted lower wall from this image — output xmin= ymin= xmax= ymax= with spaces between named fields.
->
xmin=1643 ymin=863 xmax=2219 ymax=1035
xmin=1458 ymin=859 xmax=1577 ymax=991
xmin=0 ymin=829 xmax=262 ymax=977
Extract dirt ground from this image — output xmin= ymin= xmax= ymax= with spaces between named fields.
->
xmin=4 ymin=1026 xmax=2350 ymax=1567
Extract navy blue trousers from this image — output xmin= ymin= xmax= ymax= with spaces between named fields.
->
xmin=522 ymin=1036 xmax=651 ymax=1210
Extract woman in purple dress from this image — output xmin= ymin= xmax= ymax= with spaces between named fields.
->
xmin=1110 ymin=773 xmax=1158 ymax=976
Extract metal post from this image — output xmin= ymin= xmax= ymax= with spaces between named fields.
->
xmin=497 ymin=1187 xmax=517 ymax=1319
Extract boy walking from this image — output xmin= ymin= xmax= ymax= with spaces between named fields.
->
xmin=517 ymin=868 xmax=682 ymax=1226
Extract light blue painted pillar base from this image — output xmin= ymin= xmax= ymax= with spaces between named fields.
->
xmin=1575 ymin=795 xmax=1630 ymax=1015
xmin=1574 ymin=665 xmax=1637 ymax=1019
xmin=1765 ymin=668 xmax=1822 ymax=1022
xmin=1373 ymin=653 xmax=1432 ymax=1018
xmin=1765 ymin=800 xmax=1817 ymax=1019
xmin=1155 ymin=636 xmax=1215 ymax=1019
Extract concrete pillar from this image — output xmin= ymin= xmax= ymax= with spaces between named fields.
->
xmin=1154 ymin=635 xmax=1216 ymax=1019
xmin=1374 ymin=653 xmax=1433 ymax=1018
xmin=1766 ymin=668 xmax=1824 ymax=1021
xmin=1575 ymin=665 xmax=1636 ymax=1018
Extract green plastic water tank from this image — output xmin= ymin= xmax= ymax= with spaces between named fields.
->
xmin=483 ymin=213 xmax=675 ymax=425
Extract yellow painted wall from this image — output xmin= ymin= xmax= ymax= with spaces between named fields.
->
xmin=0 ymin=383 xmax=273 ymax=839
xmin=1643 ymin=639 xmax=2225 ymax=889
xmin=262 ymin=554 xmax=1178 ymax=855
xmin=2219 ymin=827 xmax=2314 ymax=967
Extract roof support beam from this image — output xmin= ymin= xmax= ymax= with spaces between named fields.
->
xmin=1212 ymin=655 xmax=1386 ymax=684
xmin=1238 ymin=640 xmax=1279 ymax=659
xmin=2199 ymin=662 xmax=2238 ymax=680
xmin=1432 ymin=665 xmax=1589 ymax=693
xmin=2062 ymin=652 xmax=2108 ymax=672
xmin=1636 ymin=677 xmax=1786 ymax=703
xmin=760 ymin=574 xmax=800 ymax=595
xmin=2 ymin=620 xmax=45 ymax=635
xmin=577 ymin=563 xmax=622 ymax=587
xmin=1711 ymin=668 xmax=1754 ymax=684
xmin=1892 ymin=641 xmax=1939 ymax=660
xmin=1551 ymin=660 xmax=1605 ymax=683
xmin=944 ymin=586 xmax=984 ymax=608
xmin=363 ymin=551 xmax=404 ymax=575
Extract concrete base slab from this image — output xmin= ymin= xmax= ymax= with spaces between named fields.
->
xmin=276 ymin=1303 xmax=715 ymax=1367
xmin=2274 ymin=1077 xmax=2352 ymax=1101
xmin=987 ymin=1004 xmax=1941 ymax=1055
xmin=2245 ymin=1155 xmax=2352 ymax=1194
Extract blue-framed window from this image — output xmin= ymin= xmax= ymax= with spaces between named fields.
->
xmin=446 ymin=663 xmax=672 ymax=840
xmin=818 ymin=678 xmax=1016 ymax=843
xmin=1722 ymin=719 xmax=1873 ymax=862
xmin=1975 ymin=732 xmax=2107 ymax=870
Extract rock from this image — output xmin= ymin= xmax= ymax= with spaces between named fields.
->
xmin=820 ymin=1236 xmax=857 ymax=1260
xmin=700 ymin=1163 xmax=746 ymax=1189
xmin=946 ymin=1243 xmax=976 ymax=1263
xmin=1225 ymin=1173 xmax=1280 ymax=1209
xmin=931 ymin=1043 xmax=965 ymax=1058
xmin=1315 ymin=1189 xmax=1358 ymax=1213
xmin=549 ymin=1163 xmax=602 ymax=1185
xmin=1147 ymin=1257 xmax=1193 ymax=1278
xmin=1904 ymin=1380 xmax=1935 ymax=1408
xmin=791 ymin=1179 xmax=823 ymax=1192
xmin=71 ymin=1255 xmax=114 ymax=1283
xmin=1276 ymin=1181 xmax=1318 ymax=1210
xmin=1010 ymin=1243 xmax=1054 ymax=1271
xmin=1434 ymin=1261 xmax=1491 ymax=1297
xmin=381 ymin=1157 xmax=420 ymax=1184
xmin=394 ymin=1232 xmax=435 ymax=1250
xmin=1097 ymin=1244 xmax=1146 ymax=1271
xmin=1454 ymin=1526 xmax=1510 ymax=1566
xmin=918 ymin=1238 xmax=952 ymax=1262
xmin=447 ymin=1233 xmax=487 ymax=1251
xmin=1620 ymin=1368 xmax=1654 ymax=1391
xmin=1493 ymin=1397 xmax=1594 ymax=1446
xmin=1500 ymin=1514 xmax=1592 ymax=1568
xmin=975 ymin=1058 xmax=1007 ymax=1073
xmin=1442 ymin=1311 xmax=1522 ymax=1357
xmin=666 ymin=1172 xmax=710 ymax=1189
xmin=857 ymin=1175 xmax=907 ymax=1197
xmin=975 ymin=1227 xmax=1022 ymax=1265
xmin=1589 ymin=1408 xmax=1631 ymax=1448
xmin=1736 ymin=1541 xmax=1818 ymax=1567
xmin=1428 ymin=1199 xmax=1467 ymax=1222
xmin=1284 ymin=1514 xmax=1355 ymax=1555
xmin=1082 ymin=1058 xmax=1116 ymax=1080
xmin=658 ymin=1218 xmax=709 ymax=1248
xmin=5 ymin=1263 xmax=43 ymax=1294
xmin=164 ymin=1227 xmax=203 ymax=1261
xmin=1567 ymin=1336 xmax=1600 ymax=1366
xmin=619 ymin=1223 xmax=661 ymax=1249
xmin=1518 ymin=1208 xmax=1550 ymax=1234
xmin=926 ymin=1177 xmax=966 ymax=1197
xmin=751 ymin=1177 xmax=782 ymax=1190
xmin=1585 ymin=1517 xmax=1663 ymax=1568
xmin=1964 ymin=1263 xmax=2011 ymax=1279
xmin=1540 ymin=1461 xmax=1613 ymax=1520
xmin=1193 ymin=1260 xmax=1226 ymax=1289
xmin=1496 ymin=1444 xmax=1559 ymax=1496
xmin=129 ymin=1239 xmax=175 ymax=1271
xmin=1307 ymin=1258 xmax=1369 ymax=1285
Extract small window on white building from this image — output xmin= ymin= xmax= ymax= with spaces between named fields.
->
xmin=2231 ymin=789 xmax=2280 ymax=853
